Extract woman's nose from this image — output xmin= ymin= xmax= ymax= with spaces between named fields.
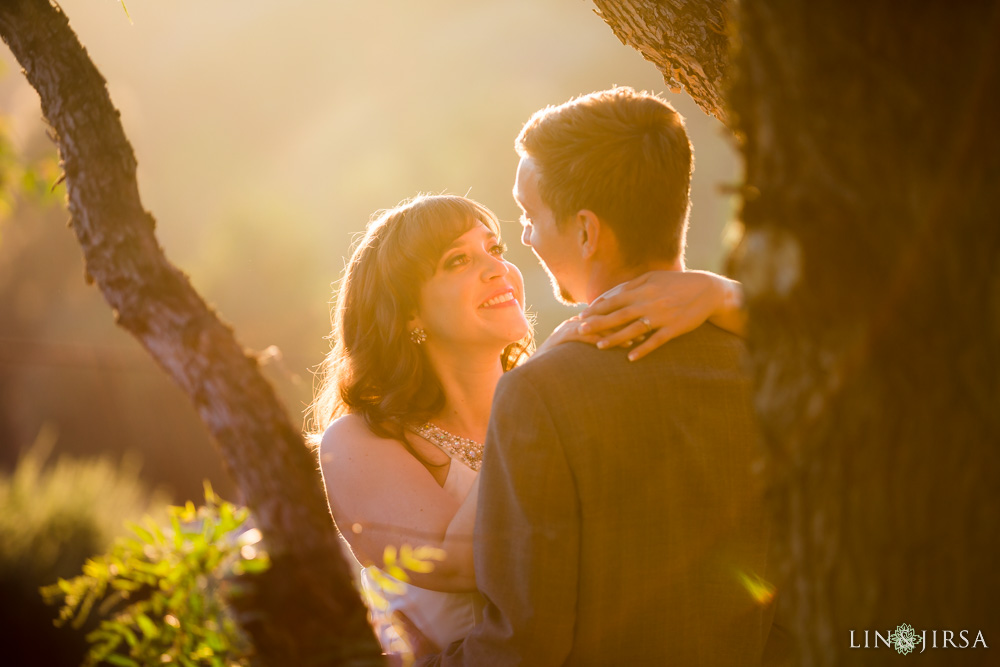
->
xmin=521 ymin=225 xmax=532 ymax=247
xmin=482 ymin=254 xmax=509 ymax=280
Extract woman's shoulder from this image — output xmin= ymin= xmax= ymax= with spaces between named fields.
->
xmin=321 ymin=414 xmax=397 ymax=459
xmin=319 ymin=415 xmax=454 ymax=510
xmin=322 ymin=413 xmax=374 ymax=443
xmin=320 ymin=414 xmax=444 ymax=472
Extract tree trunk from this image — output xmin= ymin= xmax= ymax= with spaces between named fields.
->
xmin=600 ymin=0 xmax=1000 ymax=664
xmin=730 ymin=2 xmax=1000 ymax=663
xmin=591 ymin=0 xmax=731 ymax=123
xmin=0 ymin=1 xmax=382 ymax=664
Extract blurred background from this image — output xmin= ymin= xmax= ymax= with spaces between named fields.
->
xmin=0 ymin=0 xmax=738 ymax=504
xmin=0 ymin=2 xmax=738 ymax=659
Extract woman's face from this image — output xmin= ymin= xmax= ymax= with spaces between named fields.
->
xmin=414 ymin=221 xmax=529 ymax=350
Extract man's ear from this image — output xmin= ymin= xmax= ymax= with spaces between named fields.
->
xmin=576 ymin=209 xmax=602 ymax=260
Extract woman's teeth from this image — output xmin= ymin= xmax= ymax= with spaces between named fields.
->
xmin=481 ymin=292 xmax=515 ymax=307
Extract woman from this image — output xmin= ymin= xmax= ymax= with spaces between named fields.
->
xmin=311 ymin=194 xmax=744 ymax=656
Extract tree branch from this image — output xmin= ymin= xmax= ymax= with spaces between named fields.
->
xmin=592 ymin=0 xmax=732 ymax=125
xmin=0 ymin=0 xmax=381 ymax=663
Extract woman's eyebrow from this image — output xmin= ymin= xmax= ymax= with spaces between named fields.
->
xmin=442 ymin=237 xmax=468 ymax=252
xmin=444 ymin=228 xmax=497 ymax=251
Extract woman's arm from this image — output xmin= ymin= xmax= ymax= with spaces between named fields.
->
xmin=576 ymin=270 xmax=746 ymax=361
xmin=440 ymin=474 xmax=479 ymax=587
xmin=318 ymin=415 xmax=478 ymax=592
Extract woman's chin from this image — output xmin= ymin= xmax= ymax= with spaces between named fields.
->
xmin=503 ymin=316 xmax=531 ymax=343
xmin=482 ymin=326 xmax=529 ymax=352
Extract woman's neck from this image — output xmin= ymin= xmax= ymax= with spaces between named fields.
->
xmin=423 ymin=343 xmax=504 ymax=444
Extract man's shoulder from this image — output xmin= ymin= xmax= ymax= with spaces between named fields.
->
xmin=493 ymin=324 xmax=748 ymax=418
xmin=499 ymin=338 xmax=614 ymax=393
xmin=516 ymin=323 xmax=746 ymax=378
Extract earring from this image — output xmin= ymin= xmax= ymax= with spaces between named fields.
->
xmin=409 ymin=328 xmax=427 ymax=345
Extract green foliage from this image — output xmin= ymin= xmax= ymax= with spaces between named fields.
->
xmin=360 ymin=544 xmax=447 ymax=662
xmin=42 ymin=483 xmax=269 ymax=667
xmin=0 ymin=116 xmax=63 ymax=225
xmin=364 ymin=544 xmax=446 ymax=612
xmin=0 ymin=426 xmax=169 ymax=666
xmin=1 ymin=426 xmax=167 ymax=584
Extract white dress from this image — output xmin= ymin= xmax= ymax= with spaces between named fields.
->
xmin=357 ymin=456 xmax=485 ymax=654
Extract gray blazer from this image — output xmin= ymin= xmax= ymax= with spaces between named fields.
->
xmin=423 ymin=324 xmax=779 ymax=665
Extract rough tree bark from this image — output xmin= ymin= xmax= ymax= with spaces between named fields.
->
xmin=599 ymin=0 xmax=1000 ymax=664
xmin=591 ymin=0 xmax=731 ymax=123
xmin=0 ymin=1 xmax=382 ymax=664
xmin=730 ymin=3 xmax=1000 ymax=664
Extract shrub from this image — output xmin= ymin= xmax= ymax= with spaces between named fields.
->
xmin=0 ymin=426 xmax=168 ymax=666
xmin=42 ymin=483 xmax=269 ymax=667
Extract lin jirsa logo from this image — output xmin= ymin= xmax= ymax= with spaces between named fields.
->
xmin=851 ymin=623 xmax=988 ymax=655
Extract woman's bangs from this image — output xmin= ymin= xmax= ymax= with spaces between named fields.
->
xmin=404 ymin=197 xmax=498 ymax=277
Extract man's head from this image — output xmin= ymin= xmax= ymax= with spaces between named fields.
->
xmin=513 ymin=87 xmax=693 ymax=304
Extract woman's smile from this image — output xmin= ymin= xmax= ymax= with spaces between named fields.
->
xmin=479 ymin=288 xmax=519 ymax=309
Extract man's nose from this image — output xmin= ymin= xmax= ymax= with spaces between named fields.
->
xmin=520 ymin=225 xmax=532 ymax=247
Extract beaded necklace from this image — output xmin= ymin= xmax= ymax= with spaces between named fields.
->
xmin=411 ymin=422 xmax=484 ymax=472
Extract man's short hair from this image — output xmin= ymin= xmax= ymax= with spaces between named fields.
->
xmin=515 ymin=87 xmax=693 ymax=266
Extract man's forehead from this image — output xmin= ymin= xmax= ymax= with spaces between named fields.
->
xmin=512 ymin=189 xmax=526 ymax=210
xmin=512 ymin=175 xmax=524 ymax=203
xmin=512 ymin=170 xmax=530 ymax=209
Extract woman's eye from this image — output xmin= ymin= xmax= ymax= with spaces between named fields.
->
xmin=445 ymin=254 xmax=470 ymax=269
xmin=490 ymin=242 xmax=508 ymax=256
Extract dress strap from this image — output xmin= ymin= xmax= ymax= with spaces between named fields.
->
xmin=411 ymin=422 xmax=484 ymax=472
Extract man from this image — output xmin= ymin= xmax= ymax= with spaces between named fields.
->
xmin=420 ymin=87 xmax=780 ymax=665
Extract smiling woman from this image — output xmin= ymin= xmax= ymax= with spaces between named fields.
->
xmin=310 ymin=195 xmax=534 ymax=453
xmin=413 ymin=223 xmax=530 ymax=358
xmin=309 ymin=194 xmax=535 ymax=654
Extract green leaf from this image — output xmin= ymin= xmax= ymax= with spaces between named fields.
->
xmin=217 ymin=502 xmax=237 ymax=535
xmin=148 ymin=518 xmax=167 ymax=545
xmin=170 ymin=512 xmax=184 ymax=550
xmin=105 ymin=654 xmax=140 ymax=667
xmin=135 ymin=613 xmax=158 ymax=639
xmin=188 ymin=592 xmax=203 ymax=617
xmin=120 ymin=624 xmax=139 ymax=648
xmin=109 ymin=578 xmax=142 ymax=592
xmin=400 ymin=544 xmax=445 ymax=574
xmin=192 ymin=643 xmax=215 ymax=659
xmin=203 ymin=631 xmax=225 ymax=652
xmin=202 ymin=480 xmax=217 ymax=505
xmin=127 ymin=521 xmax=155 ymax=545
xmin=82 ymin=559 xmax=110 ymax=580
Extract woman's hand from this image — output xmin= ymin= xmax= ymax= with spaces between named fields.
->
xmin=577 ymin=270 xmax=746 ymax=361
xmin=534 ymin=314 xmax=604 ymax=357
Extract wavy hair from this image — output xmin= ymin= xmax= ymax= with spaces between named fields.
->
xmin=308 ymin=195 xmax=533 ymax=455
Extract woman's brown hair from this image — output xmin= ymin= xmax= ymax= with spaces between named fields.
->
xmin=308 ymin=195 xmax=533 ymax=454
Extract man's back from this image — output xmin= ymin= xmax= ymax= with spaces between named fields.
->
xmin=467 ymin=324 xmax=775 ymax=665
